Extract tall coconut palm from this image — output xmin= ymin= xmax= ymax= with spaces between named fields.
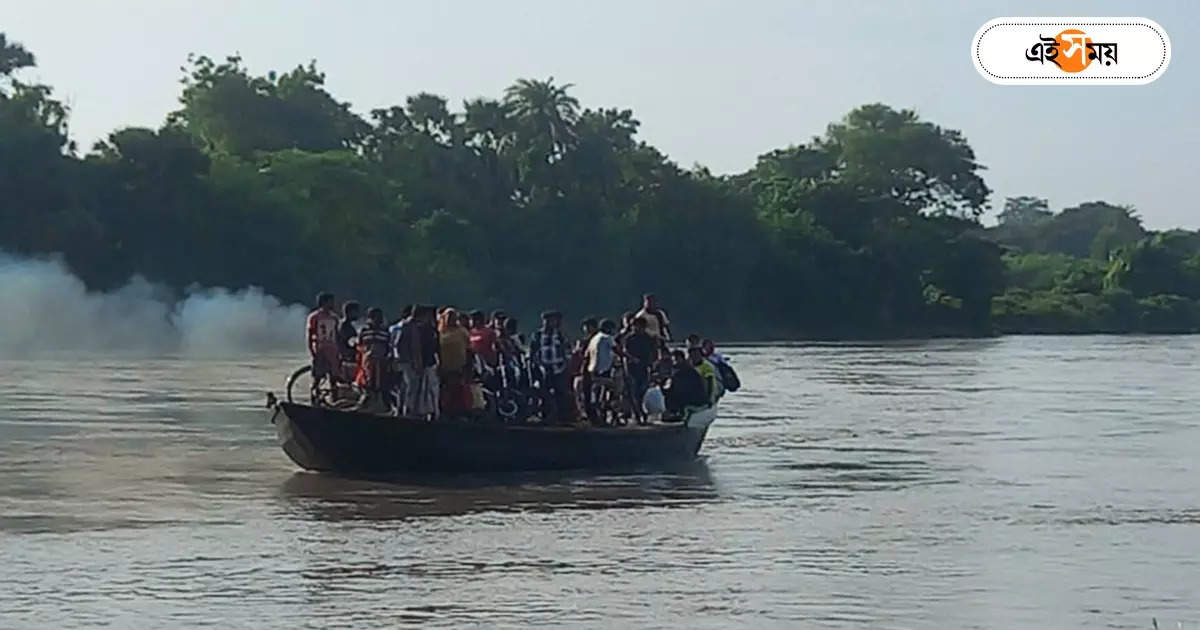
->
xmin=503 ymin=77 xmax=580 ymax=160
xmin=463 ymin=97 xmax=514 ymax=154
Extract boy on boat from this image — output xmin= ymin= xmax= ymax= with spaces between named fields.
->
xmin=354 ymin=307 xmax=391 ymax=412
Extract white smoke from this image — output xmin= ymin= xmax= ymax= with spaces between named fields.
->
xmin=0 ymin=253 xmax=308 ymax=358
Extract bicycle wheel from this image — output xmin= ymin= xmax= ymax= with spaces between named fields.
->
xmin=286 ymin=365 xmax=312 ymax=404
xmin=287 ymin=364 xmax=336 ymax=406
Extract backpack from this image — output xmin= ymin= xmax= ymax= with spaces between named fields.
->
xmin=717 ymin=361 xmax=741 ymax=392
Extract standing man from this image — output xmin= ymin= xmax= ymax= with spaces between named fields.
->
xmin=469 ymin=310 xmax=499 ymax=369
xmin=622 ymin=316 xmax=657 ymax=424
xmin=354 ymin=307 xmax=391 ymax=411
xmin=583 ymin=319 xmax=617 ymax=425
xmin=414 ymin=305 xmax=441 ymax=419
xmin=635 ymin=293 xmax=672 ymax=352
xmin=529 ymin=310 xmax=571 ymax=425
xmin=388 ymin=305 xmax=415 ymax=411
xmin=337 ymin=300 xmax=362 ymax=383
xmin=306 ymin=292 xmax=340 ymax=402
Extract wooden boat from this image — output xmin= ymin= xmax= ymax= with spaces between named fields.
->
xmin=269 ymin=401 xmax=718 ymax=474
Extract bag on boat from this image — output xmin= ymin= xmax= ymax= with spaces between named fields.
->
xmin=469 ymin=383 xmax=486 ymax=410
xmin=717 ymin=362 xmax=740 ymax=392
xmin=642 ymin=385 xmax=666 ymax=416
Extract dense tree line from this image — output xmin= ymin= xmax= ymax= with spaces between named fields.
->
xmin=989 ymin=198 xmax=1200 ymax=333
xmin=2 ymin=34 xmax=1197 ymax=338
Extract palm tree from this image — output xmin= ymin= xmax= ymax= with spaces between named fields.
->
xmin=503 ymin=77 xmax=580 ymax=160
xmin=0 ymin=33 xmax=36 ymax=79
xmin=463 ymin=97 xmax=514 ymax=154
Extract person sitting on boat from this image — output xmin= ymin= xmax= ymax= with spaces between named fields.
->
xmin=529 ymin=310 xmax=571 ymax=425
xmin=702 ymin=338 xmax=740 ymax=394
xmin=354 ymin=307 xmax=392 ymax=412
xmin=635 ymin=293 xmax=672 ymax=354
xmin=438 ymin=307 xmax=472 ymax=416
xmin=663 ymin=349 xmax=708 ymax=418
xmin=583 ymin=319 xmax=617 ymax=425
xmin=688 ymin=346 xmax=721 ymax=404
xmin=337 ymin=300 xmax=362 ymax=382
xmin=622 ymin=316 xmax=657 ymax=424
xmin=306 ymin=292 xmax=341 ymax=395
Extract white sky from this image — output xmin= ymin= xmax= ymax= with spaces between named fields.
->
xmin=4 ymin=0 xmax=1196 ymax=228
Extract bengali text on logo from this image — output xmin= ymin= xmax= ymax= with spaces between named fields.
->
xmin=972 ymin=17 xmax=1170 ymax=85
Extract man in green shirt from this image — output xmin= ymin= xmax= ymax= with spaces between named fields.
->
xmin=688 ymin=346 xmax=720 ymax=404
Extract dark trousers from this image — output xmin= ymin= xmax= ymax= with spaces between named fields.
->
xmin=581 ymin=372 xmax=595 ymax=422
xmin=546 ymin=370 xmax=571 ymax=424
xmin=628 ymin=363 xmax=649 ymax=418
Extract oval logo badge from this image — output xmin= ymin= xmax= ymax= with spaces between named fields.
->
xmin=972 ymin=17 xmax=1170 ymax=85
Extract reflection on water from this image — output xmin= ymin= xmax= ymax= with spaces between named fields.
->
xmin=2 ymin=337 xmax=1200 ymax=628
xmin=279 ymin=461 xmax=719 ymax=521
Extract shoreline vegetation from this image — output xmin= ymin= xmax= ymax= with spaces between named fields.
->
xmin=4 ymin=33 xmax=1200 ymax=341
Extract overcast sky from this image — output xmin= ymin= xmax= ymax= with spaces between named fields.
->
xmin=4 ymin=0 xmax=1195 ymax=228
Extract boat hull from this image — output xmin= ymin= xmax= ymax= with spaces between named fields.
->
xmin=273 ymin=402 xmax=716 ymax=474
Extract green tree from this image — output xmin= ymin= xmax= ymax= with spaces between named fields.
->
xmin=172 ymin=55 xmax=367 ymax=156
xmin=819 ymin=104 xmax=990 ymax=218
xmin=997 ymin=196 xmax=1051 ymax=226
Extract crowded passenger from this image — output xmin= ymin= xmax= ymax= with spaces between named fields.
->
xmin=702 ymin=338 xmax=740 ymax=393
xmin=392 ymin=305 xmax=439 ymax=419
xmin=635 ymin=293 xmax=672 ymax=347
xmin=414 ymin=305 xmax=441 ymax=418
xmin=306 ymin=292 xmax=341 ymax=391
xmin=616 ymin=311 xmax=636 ymax=344
xmin=354 ymin=307 xmax=391 ymax=411
xmin=336 ymin=300 xmax=361 ymax=381
xmin=529 ymin=310 xmax=571 ymax=424
xmin=583 ymin=318 xmax=617 ymax=425
xmin=689 ymin=346 xmax=720 ymax=404
xmin=438 ymin=307 xmax=472 ymax=415
xmin=569 ymin=317 xmax=599 ymax=420
xmin=300 ymin=293 xmax=738 ymax=425
xmin=663 ymin=349 xmax=708 ymax=414
xmin=469 ymin=310 xmax=499 ymax=368
xmin=622 ymin=316 xmax=657 ymax=424
xmin=496 ymin=317 xmax=523 ymax=366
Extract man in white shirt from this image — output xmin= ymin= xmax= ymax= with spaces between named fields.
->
xmin=583 ymin=319 xmax=617 ymax=424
